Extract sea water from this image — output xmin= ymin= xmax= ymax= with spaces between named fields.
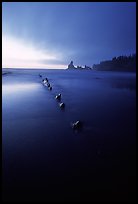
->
xmin=2 ymin=69 xmax=136 ymax=201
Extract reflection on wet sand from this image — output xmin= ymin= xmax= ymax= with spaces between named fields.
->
xmin=2 ymin=83 xmax=39 ymax=93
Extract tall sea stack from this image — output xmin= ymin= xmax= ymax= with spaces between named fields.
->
xmin=68 ymin=61 xmax=75 ymax=69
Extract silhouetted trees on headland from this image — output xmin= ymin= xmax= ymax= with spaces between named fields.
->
xmin=93 ymin=54 xmax=136 ymax=72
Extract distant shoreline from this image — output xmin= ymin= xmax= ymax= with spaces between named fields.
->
xmin=2 ymin=68 xmax=136 ymax=73
xmin=66 ymin=68 xmax=136 ymax=72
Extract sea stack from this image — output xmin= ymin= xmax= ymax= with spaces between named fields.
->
xmin=68 ymin=61 xmax=75 ymax=69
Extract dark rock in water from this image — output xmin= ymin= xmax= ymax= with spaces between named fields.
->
xmin=85 ymin=65 xmax=91 ymax=69
xmin=39 ymin=74 xmax=42 ymax=77
xmin=77 ymin=66 xmax=82 ymax=69
xmin=49 ymin=86 xmax=52 ymax=90
xmin=55 ymin=94 xmax=61 ymax=100
xmin=47 ymin=83 xmax=50 ymax=87
xmin=68 ymin=61 xmax=75 ymax=69
xmin=42 ymin=78 xmax=48 ymax=83
xmin=72 ymin=121 xmax=83 ymax=129
xmin=42 ymin=79 xmax=46 ymax=83
xmin=59 ymin=102 xmax=65 ymax=108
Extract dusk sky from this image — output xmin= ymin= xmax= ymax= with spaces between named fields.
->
xmin=2 ymin=2 xmax=136 ymax=69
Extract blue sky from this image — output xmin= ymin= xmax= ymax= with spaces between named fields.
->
xmin=2 ymin=2 xmax=136 ymax=69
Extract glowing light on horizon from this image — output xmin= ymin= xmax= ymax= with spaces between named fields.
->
xmin=2 ymin=35 xmax=66 ymax=69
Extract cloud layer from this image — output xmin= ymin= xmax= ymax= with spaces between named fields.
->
xmin=2 ymin=2 xmax=136 ymax=69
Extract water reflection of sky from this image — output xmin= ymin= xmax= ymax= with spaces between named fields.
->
xmin=2 ymin=83 xmax=39 ymax=94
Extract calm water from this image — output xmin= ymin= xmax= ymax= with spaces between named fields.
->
xmin=2 ymin=69 xmax=136 ymax=202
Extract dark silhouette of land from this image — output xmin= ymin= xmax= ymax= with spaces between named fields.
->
xmin=67 ymin=61 xmax=92 ymax=70
xmin=93 ymin=54 xmax=136 ymax=72
xmin=67 ymin=54 xmax=136 ymax=72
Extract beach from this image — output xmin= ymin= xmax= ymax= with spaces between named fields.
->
xmin=2 ymin=69 xmax=136 ymax=202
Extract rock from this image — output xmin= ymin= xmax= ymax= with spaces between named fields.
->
xmin=59 ymin=102 xmax=65 ymax=108
xmin=55 ymin=94 xmax=61 ymax=100
xmin=68 ymin=61 xmax=75 ymax=69
xmin=85 ymin=65 xmax=91 ymax=69
xmin=49 ymin=87 xmax=52 ymax=90
xmin=72 ymin=121 xmax=83 ymax=129
xmin=77 ymin=66 xmax=82 ymax=69
xmin=42 ymin=78 xmax=48 ymax=83
xmin=46 ymin=82 xmax=50 ymax=87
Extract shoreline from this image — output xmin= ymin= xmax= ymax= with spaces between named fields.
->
xmin=2 ymin=67 xmax=136 ymax=73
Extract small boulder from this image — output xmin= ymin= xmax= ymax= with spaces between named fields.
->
xmin=72 ymin=121 xmax=83 ymax=130
xmin=59 ymin=102 xmax=65 ymax=108
xmin=55 ymin=94 xmax=61 ymax=100
xmin=49 ymin=87 xmax=52 ymax=90
xmin=46 ymin=83 xmax=50 ymax=87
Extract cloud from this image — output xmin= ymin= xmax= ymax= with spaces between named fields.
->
xmin=2 ymin=34 xmax=66 ymax=69
xmin=2 ymin=3 xmax=136 ymax=68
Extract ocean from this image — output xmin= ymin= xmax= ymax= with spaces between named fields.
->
xmin=2 ymin=69 xmax=136 ymax=202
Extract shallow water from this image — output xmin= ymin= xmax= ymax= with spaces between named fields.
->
xmin=2 ymin=69 xmax=136 ymax=202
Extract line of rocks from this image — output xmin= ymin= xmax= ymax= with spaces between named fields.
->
xmin=39 ymin=74 xmax=83 ymax=130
